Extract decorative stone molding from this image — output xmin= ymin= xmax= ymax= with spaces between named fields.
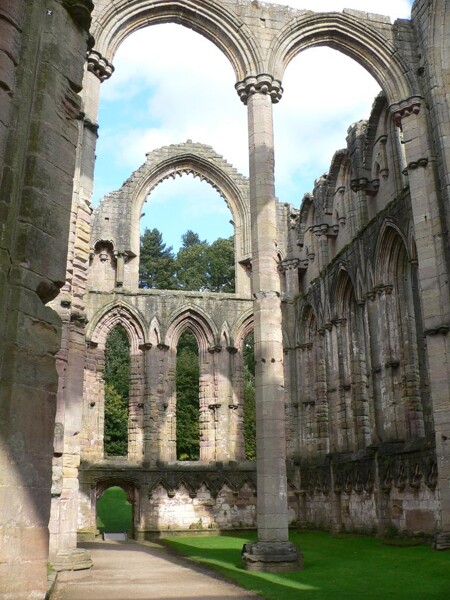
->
xmin=235 ymin=74 xmax=283 ymax=105
xmin=350 ymin=177 xmax=380 ymax=195
xmin=278 ymin=258 xmax=299 ymax=274
xmin=87 ymin=50 xmax=115 ymax=81
xmin=390 ymin=95 xmax=423 ymax=127
xmin=404 ymin=157 xmax=429 ymax=172
xmin=424 ymin=324 xmax=450 ymax=336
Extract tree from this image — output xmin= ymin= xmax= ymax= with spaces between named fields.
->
xmin=104 ymin=326 xmax=130 ymax=456
xmin=205 ymin=237 xmax=235 ymax=292
xmin=181 ymin=230 xmax=205 ymax=248
xmin=176 ymin=330 xmax=200 ymax=460
xmin=175 ymin=236 xmax=209 ymax=291
xmin=139 ymin=227 xmax=176 ymax=289
xmin=104 ymin=384 xmax=128 ymax=457
xmin=243 ymin=332 xmax=256 ymax=460
xmin=175 ymin=232 xmax=235 ymax=292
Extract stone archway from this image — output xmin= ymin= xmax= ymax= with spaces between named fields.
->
xmin=83 ymin=302 xmax=148 ymax=462
xmin=90 ymin=0 xmax=263 ymax=83
xmin=96 ymin=479 xmax=137 ymax=539
xmin=91 ymin=141 xmax=251 ymax=295
xmin=268 ymin=11 xmax=420 ymax=109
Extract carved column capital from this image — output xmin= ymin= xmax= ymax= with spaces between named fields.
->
xmin=87 ymin=50 xmax=115 ymax=82
xmin=235 ymin=74 xmax=283 ymax=105
xmin=278 ymin=258 xmax=300 ymax=274
xmin=390 ymin=95 xmax=423 ymax=127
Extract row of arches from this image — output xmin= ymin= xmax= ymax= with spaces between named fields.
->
xmin=90 ymin=1 xmax=420 ymax=109
xmin=82 ymin=301 xmax=256 ymax=464
xmin=291 ymin=223 xmax=428 ymax=457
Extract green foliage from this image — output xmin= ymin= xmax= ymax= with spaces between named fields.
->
xmin=96 ymin=487 xmax=132 ymax=534
xmin=205 ymin=237 xmax=235 ymax=292
xmin=176 ymin=330 xmax=200 ymax=460
xmin=243 ymin=333 xmax=256 ymax=460
xmin=164 ymin=531 xmax=450 ymax=600
xmin=104 ymin=327 xmax=129 ymax=456
xmin=175 ymin=240 xmax=210 ymax=291
xmin=139 ymin=227 xmax=176 ymax=289
xmin=139 ymin=228 xmax=235 ymax=293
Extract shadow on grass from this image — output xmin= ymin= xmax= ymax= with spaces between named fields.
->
xmin=162 ymin=531 xmax=450 ymax=600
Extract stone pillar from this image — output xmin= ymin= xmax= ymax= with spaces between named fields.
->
xmin=392 ymin=99 xmax=450 ymax=547
xmin=237 ymin=75 xmax=300 ymax=571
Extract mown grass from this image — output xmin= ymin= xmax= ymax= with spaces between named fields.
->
xmin=96 ymin=486 xmax=132 ymax=534
xmin=163 ymin=531 xmax=450 ymax=600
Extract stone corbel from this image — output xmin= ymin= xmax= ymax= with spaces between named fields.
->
xmin=390 ymin=95 xmax=423 ymax=127
xmin=208 ymin=345 xmax=222 ymax=354
xmin=139 ymin=343 xmax=152 ymax=352
xmin=403 ymin=157 xmax=429 ymax=173
xmin=350 ymin=178 xmax=379 ymax=196
xmin=235 ymin=73 xmax=283 ymax=104
xmin=278 ymin=258 xmax=300 ymax=274
xmin=87 ymin=50 xmax=115 ymax=82
xmin=226 ymin=346 xmax=238 ymax=354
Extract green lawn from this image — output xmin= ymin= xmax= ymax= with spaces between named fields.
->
xmin=96 ymin=486 xmax=133 ymax=534
xmin=163 ymin=531 xmax=450 ymax=600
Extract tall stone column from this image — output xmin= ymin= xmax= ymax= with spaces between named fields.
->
xmin=392 ymin=98 xmax=450 ymax=548
xmin=237 ymin=75 xmax=301 ymax=571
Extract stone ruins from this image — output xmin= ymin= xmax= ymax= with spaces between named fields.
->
xmin=1 ymin=0 xmax=450 ymax=597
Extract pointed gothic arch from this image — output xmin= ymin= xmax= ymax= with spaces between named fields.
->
xmin=269 ymin=11 xmax=420 ymax=109
xmin=90 ymin=0 xmax=263 ymax=83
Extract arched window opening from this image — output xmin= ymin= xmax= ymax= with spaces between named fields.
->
xmin=139 ymin=176 xmax=235 ymax=292
xmin=274 ymin=47 xmax=380 ymax=203
xmin=243 ymin=332 xmax=256 ymax=460
xmin=104 ymin=326 xmax=130 ymax=457
xmin=96 ymin=486 xmax=133 ymax=537
xmin=93 ymin=25 xmax=245 ymax=204
xmin=176 ymin=330 xmax=200 ymax=460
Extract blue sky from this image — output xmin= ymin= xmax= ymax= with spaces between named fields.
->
xmin=93 ymin=0 xmax=413 ymax=252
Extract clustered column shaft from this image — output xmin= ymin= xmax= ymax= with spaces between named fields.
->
xmin=240 ymin=81 xmax=301 ymax=572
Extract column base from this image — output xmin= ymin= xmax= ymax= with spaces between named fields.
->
xmin=52 ymin=548 xmax=93 ymax=573
xmin=242 ymin=540 xmax=302 ymax=572
xmin=433 ymin=532 xmax=450 ymax=550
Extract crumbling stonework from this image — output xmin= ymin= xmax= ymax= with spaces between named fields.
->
xmin=1 ymin=0 xmax=450 ymax=597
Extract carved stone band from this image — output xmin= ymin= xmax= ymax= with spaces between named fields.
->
xmin=235 ymin=74 xmax=283 ymax=105
xmin=87 ymin=50 xmax=115 ymax=82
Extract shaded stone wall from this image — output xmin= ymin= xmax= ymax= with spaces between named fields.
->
xmin=0 ymin=1 xmax=92 ymax=597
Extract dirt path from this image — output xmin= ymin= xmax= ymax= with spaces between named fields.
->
xmin=52 ymin=541 xmax=262 ymax=600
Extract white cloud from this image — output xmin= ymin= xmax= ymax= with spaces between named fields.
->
xmin=94 ymin=0 xmax=413 ymax=231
